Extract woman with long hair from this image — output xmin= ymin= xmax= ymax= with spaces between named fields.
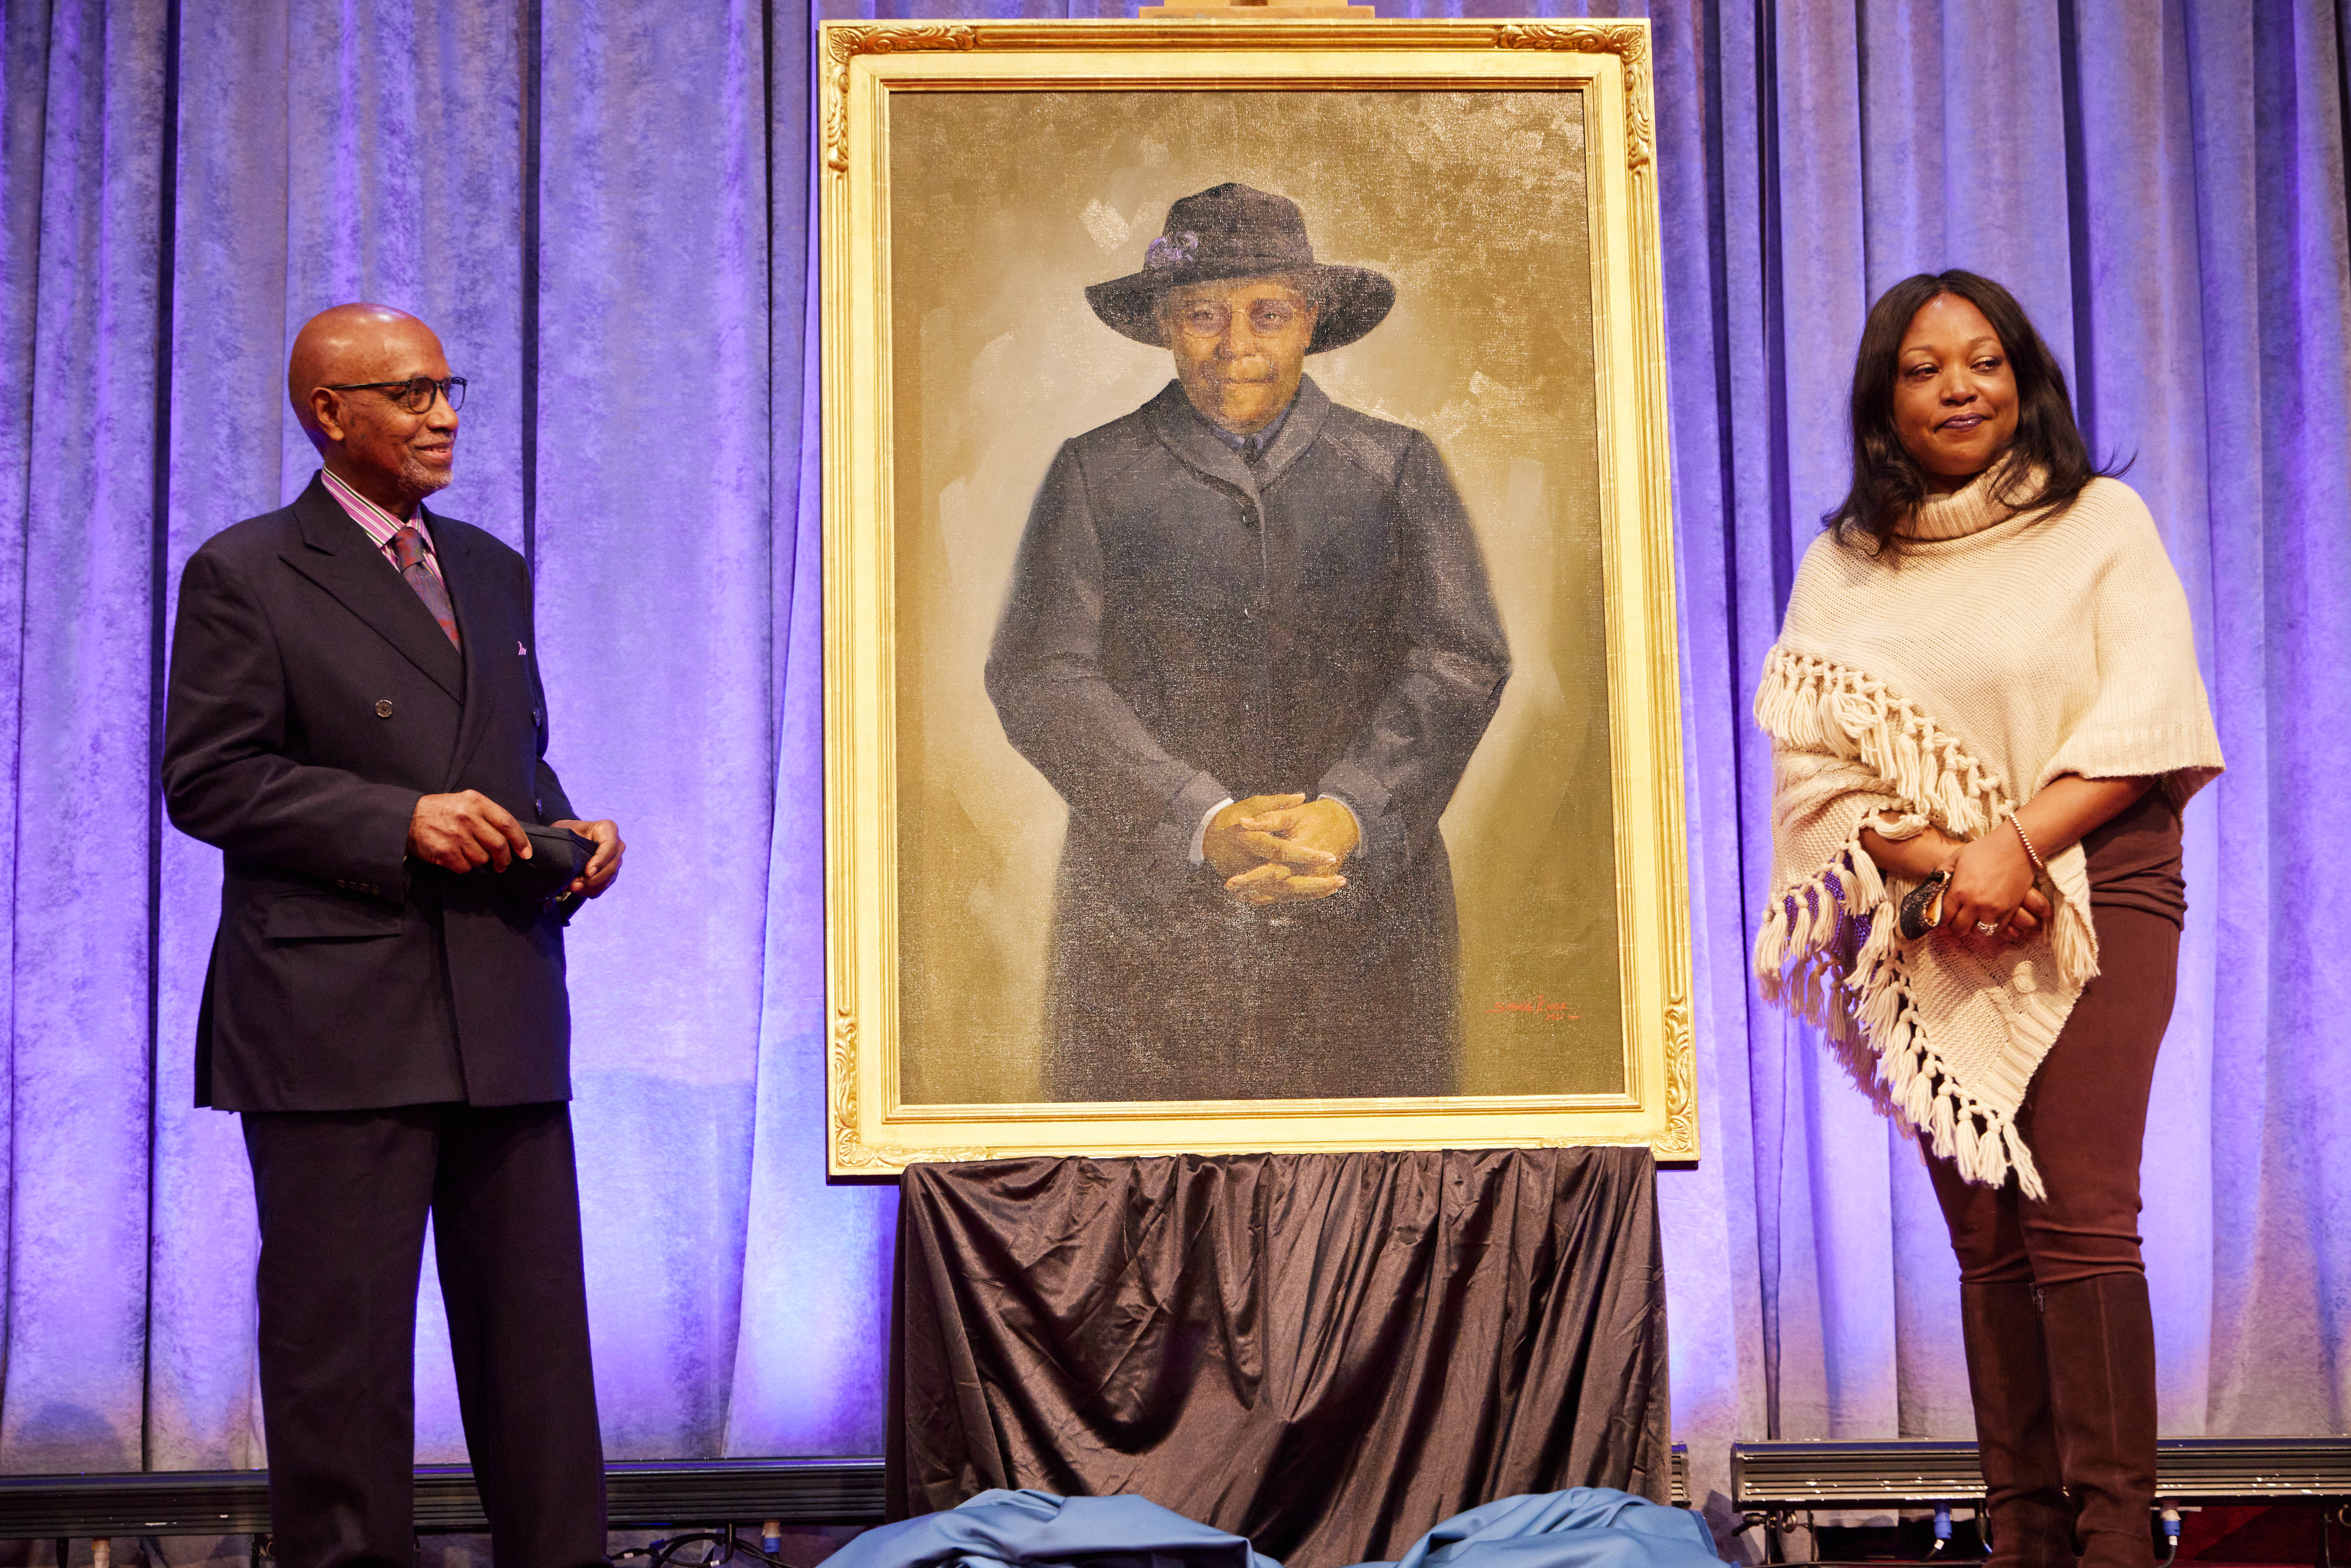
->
xmin=1752 ymin=271 xmax=2224 ymax=1568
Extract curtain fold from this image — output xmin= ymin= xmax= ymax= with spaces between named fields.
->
xmin=724 ymin=0 xmax=896 ymax=1460
xmin=531 ymin=0 xmax=792 ymax=1461
xmin=0 ymin=0 xmax=169 ymax=1474
xmin=0 ymin=0 xmax=2342 ymax=1521
xmin=2177 ymin=0 xmax=2351 ymax=1435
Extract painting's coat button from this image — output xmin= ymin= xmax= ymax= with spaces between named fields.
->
xmin=375 ymin=700 xmax=394 ymax=718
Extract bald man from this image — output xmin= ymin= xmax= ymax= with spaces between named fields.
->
xmin=163 ymin=305 xmax=622 ymax=1568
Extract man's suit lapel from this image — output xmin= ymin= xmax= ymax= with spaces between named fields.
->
xmin=279 ymin=475 xmax=466 ymax=702
xmin=429 ymin=513 xmax=508 ymax=794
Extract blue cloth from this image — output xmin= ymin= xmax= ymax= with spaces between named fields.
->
xmin=824 ymin=1489 xmax=1278 ymax=1568
xmin=1357 ymin=1490 xmax=1721 ymax=1568
xmin=825 ymin=1489 xmax=1720 ymax=1568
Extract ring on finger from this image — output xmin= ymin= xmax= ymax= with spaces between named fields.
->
xmin=1973 ymin=918 xmax=2000 ymax=934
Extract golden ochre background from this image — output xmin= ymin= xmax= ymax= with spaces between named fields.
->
xmin=887 ymin=87 xmax=1618 ymax=1104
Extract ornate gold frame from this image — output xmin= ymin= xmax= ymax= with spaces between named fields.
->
xmin=822 ymin=18 xmax=1694 ymax=1173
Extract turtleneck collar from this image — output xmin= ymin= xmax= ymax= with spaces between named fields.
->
xmin=1898 ymin=461 xmax=2042 ymax=543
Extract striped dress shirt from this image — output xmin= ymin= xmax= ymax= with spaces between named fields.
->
xmin=319 ymin=467 xmax=446 ymax=586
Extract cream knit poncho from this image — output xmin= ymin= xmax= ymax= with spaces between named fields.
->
xmin=1753 ymin=472 xmax=2224 ymax=1196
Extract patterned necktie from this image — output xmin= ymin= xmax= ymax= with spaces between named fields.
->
xmin=390 ymin=526 xmax=461 ymax=650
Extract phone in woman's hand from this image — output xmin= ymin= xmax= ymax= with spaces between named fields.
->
xmin=1898 ymin=868 xmax=1952 ymax=941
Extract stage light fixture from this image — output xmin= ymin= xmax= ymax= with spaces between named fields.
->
xmin=1731 ymin=1437 xmax=2351 ymax=1509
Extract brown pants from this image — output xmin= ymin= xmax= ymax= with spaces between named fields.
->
xmin=1928 ymin=791 xmax=2185 ymax=1284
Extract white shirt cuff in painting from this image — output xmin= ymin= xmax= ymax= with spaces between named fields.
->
xmin=1325 ymin=794 xmax=1364 ymax=849
xmin=1190 ymin=798 xmax=1234 ymax=865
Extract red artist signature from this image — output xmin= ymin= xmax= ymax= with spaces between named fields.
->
xmin=1490 ymin=993 xmax=1581 ymax=1023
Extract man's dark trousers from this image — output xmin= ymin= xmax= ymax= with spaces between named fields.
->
xmin=245 ymin=1103 xmax=606 ymax=1568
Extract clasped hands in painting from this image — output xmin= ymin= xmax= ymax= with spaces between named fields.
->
xmin=1202 ymin=792 xmax=1360 ymax=906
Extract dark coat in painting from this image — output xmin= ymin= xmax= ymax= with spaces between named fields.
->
xmin=985 ymin=377 xmax=1510 ymax=1100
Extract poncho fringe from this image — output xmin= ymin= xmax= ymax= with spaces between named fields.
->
xmin=1751 ymin=646 xmax=2101 ymax=1199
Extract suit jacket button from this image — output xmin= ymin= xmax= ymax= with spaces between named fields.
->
xmin=375 ymin=699 xmax=394 ymax=718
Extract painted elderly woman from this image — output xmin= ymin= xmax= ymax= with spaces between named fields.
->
xmin=986 ymin=183 xmax=1511 ymax=1103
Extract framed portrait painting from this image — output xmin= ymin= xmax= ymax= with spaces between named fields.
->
xmin=822 ymin=17 xmax=1695 ymax=1172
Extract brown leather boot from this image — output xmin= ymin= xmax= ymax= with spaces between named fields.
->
xmin=1962 ymin=1281 xmax=2077 ymax=1568
xmin=2040 ymin=1273 xmax=2160 ymax=1568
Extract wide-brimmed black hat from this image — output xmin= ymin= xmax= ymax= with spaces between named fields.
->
xmin=1085 ymin=184 xmax=1395 ymax=355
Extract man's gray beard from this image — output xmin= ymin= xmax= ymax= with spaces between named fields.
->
xmin=397 ymin=454 xmax=455 ymax=502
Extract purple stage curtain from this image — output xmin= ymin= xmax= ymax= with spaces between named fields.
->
xmin=1 ymin=0 xmax=888 ymax=1477
xmin=2 ymin=0 xmax=2347 ymax=1539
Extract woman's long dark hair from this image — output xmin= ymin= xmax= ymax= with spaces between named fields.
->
xmin=1824 ymin=269 xmax=2116 ymax=554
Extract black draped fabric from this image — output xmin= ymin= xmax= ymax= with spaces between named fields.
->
xmin=888 ymin=1147 xmax=1667 ymax=1568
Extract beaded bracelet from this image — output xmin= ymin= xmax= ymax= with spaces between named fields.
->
xmin=2004 ymin=808 xmax=2048 ymax=877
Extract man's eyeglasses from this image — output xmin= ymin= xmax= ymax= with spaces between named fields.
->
xmin=321 ymin=375 xmax=467 ymax=414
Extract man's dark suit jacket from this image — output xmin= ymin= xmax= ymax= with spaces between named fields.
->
xmin=986 ymin=378 xmax=1510 ymax=1101
xmin=163 ymin=473 xmax=576 ymax=1112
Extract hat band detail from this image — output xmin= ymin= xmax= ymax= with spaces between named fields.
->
xmin=1144 ymin=232 xmax=1199 ymax=271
